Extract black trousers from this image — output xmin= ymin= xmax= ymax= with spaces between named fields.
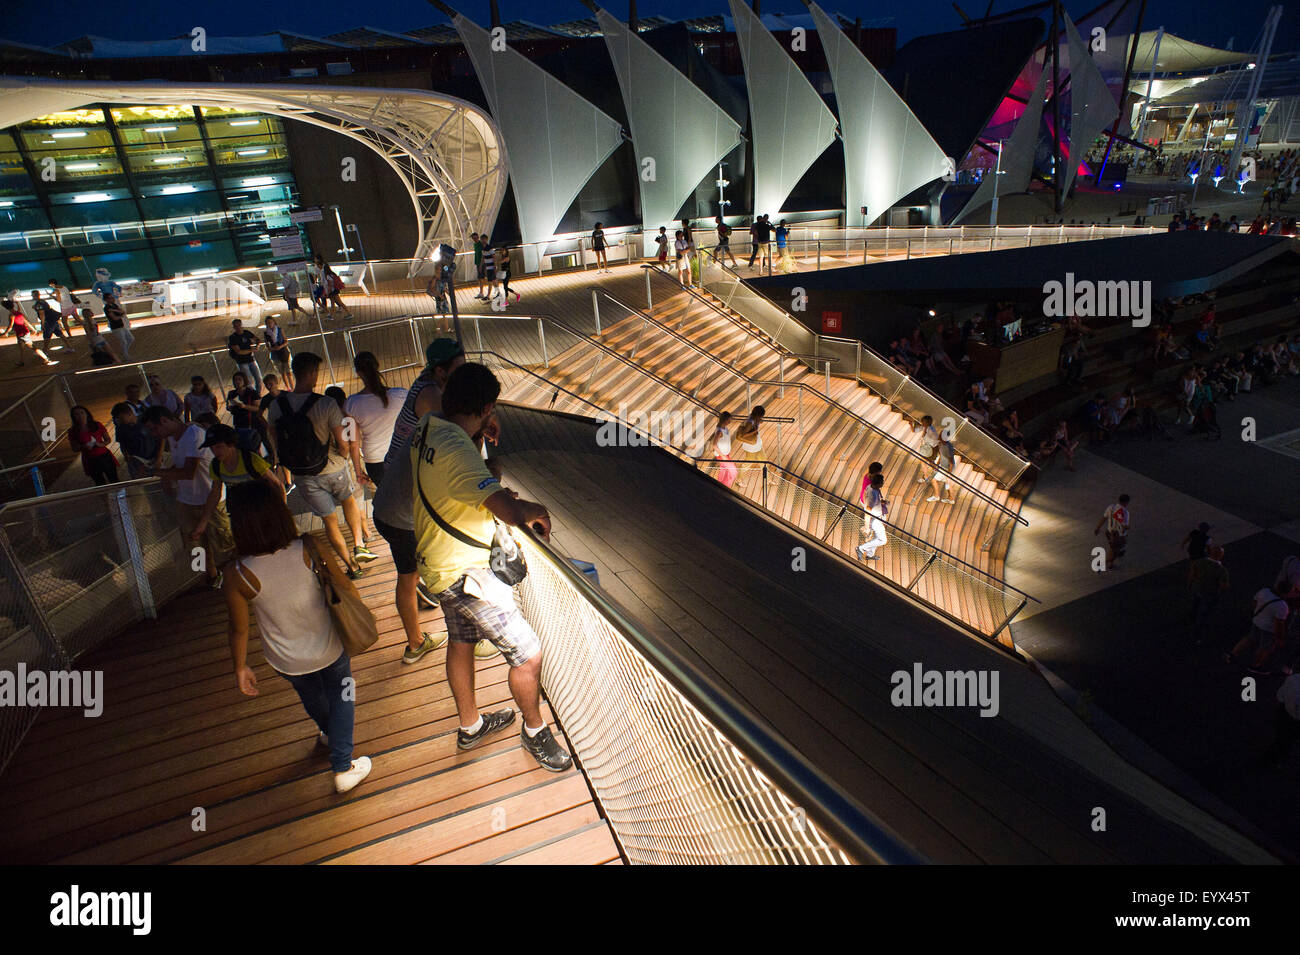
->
xmin=86 ymin=454 xmax=119 ymax=486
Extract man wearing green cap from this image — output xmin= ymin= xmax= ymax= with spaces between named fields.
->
xmin=372 ymin=338 xmax=476 ymax=665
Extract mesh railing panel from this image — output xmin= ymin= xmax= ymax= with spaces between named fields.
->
xmin=0 ymin=482 xmax=193 ymax=663
xmin=0 ymin=380 xmax=73 ymax=471
xmin=0 ymin=537 xmax=62 ymax=776
xmin=516 ymin=534 xmax=852 ymax=864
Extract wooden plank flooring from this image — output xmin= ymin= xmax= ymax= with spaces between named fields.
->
xmin=0 ymin=533 xmax=619 ymax=865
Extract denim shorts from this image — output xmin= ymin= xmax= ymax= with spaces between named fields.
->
xmin=438 ymin=568 xmax=540 ymax=668
xmin=295 ymin=467 xmax=355 ymax=518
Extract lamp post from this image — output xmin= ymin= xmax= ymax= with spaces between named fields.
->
xmin=346 ymin=223 xmax=374 ymax=294
xmin=989 ymin=139 xmax=1007 ymax=227
xmin=330 ymin=205 xmax=350 ymax=263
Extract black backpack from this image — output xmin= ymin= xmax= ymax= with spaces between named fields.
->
xmin=274 ymin=394 xmax=330 ymax=475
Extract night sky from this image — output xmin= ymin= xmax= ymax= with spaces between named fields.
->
xmin=2 ymin=0 xmax=1294 ymax=54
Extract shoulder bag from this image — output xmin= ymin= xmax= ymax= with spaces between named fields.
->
xmin=300 ymin=534 xmax=379 ymax=655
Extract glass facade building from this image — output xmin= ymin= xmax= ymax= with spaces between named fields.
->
xmin=0 ymin=105 xmax=307 ymax=290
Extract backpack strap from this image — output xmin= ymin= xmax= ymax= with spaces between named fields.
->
xmin=241 ymin=447 xmax=257 ymax=478
xmin=413 ymin=418 xmax=491 ymax=551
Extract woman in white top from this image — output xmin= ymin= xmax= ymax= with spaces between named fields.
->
xmin=344 ymin=351 xmax=408 ymax=487
xmin=224 ymin=481 xmax=372 ymax=793
xmin=674 ymin=230 xmax=692 ymax=288
xmin=706 ymin=411 xmax=737 ymax=488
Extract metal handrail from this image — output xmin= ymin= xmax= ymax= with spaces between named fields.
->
xmin=595 ymin=292 xmax=1028 ymax=527
xmin=471 ymin=346 xmax=1034 ymax=617
xmin=518 ymin=521 xmax=921 ymax=864
xmin=692 ymin=247 xmax=1035 ymax=484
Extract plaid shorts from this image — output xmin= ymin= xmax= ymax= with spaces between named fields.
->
xmin=438 ymin=568 xmax=540 ymax=668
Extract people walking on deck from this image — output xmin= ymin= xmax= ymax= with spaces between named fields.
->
xmin=263 ymin=315 xmax=293 ymax=389
xmin=734 ymin=406 xmax=765 ymax=463
xmin=143 ymin=405 xmax=234 ymax=590
xmin=2 ymin=291 xmax=54 ymax=366
xmin=223 ymin=480 xmax=373 ymax=793
xmin=32 ymin=291 xmax=73 ymax=354
xmin=714 ymin=216 xmax=738 ymax=267
xmin=857 ymin=472 xmax=889 ymax=562
xmin=592 ymin=222 xmax=609 ymax=272
xmin=344 ymin=351 xmax=408 ymax=488
xmin=482 ymin=241 xmax=499 ymax=300
xmin=48 ymin=278 xmax=78 ymax=336
xmin=411 ymin=361 xmax=572 ymax=772
xmin=372 ymin=339 xmax=467 ymax=663
xmin=184 ymin=375 xmax=221 ymax=424
xmin=102 ymin=293 xmax=133 ymax=360
xmin=281 ymin=272 xmax=309 ymax=323
xmin=69 ymin=405 xmax=119 ymax=486
xmin=497 ymin=244 xmax=519 ymax=306
xmin=266 ymin=352 xmax=373 ymax=580
xmin=655 ymin=227 xmax=669 ymax=268
xmin=1225 ymin=583 xmax=1292 ymax=675
xmin=1094 ymin=493 xmax=1131 ymax=569
xmin=228 ymin=319 xmax=262 ymax=392
xmin=674 ymin=230 xmax=692 ymax=287
xmin=706 ymin=411 xmax=737 ymax=488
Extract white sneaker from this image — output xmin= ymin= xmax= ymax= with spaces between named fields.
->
xmin=926 ymin=495 xmax=941 ymax=502
xmin=334 ymin=756 xmax=372 ymax=793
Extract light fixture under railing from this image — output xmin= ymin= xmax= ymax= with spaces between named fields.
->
xmin=229 ymin=119 xmax=261 ymax=127
xmin=153 ymin=156 xmax=185 ymax=164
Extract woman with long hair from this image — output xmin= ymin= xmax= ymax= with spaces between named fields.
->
xmin=69 ymin=405 xmax=118 ymax=485
xmin=183 ymin=375 xmax=220 ymax=424
xmin=263 ymin=315 xmax=293 ymax=389
xmin=344 ymin=351 xmax=409 ymax=488
xmin=224 ymin=481 xmax=373 ymax=794
xmin=706 ymin=411 xmax=738 ymax=488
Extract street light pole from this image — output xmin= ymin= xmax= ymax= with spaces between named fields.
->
xmin=330 ymin=205 xmax=350 ymax=263
xmin=346 ymin=223 xmax=373 ymax=295
xmin=989 ymin=139 xmax=1007 ymax=227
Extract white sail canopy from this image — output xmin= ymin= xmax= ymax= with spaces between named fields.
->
xmin=954 ymin=65 xmax=1049 ymax=223
xmin=808 ymin=2 xmax=950 ymax=227
xmin=1059 ymin=12 xmax=1120 ymax=199
xmin=453 ymin=13 xmax=624 ymax=243
xmin=595 ymin=7 xmax=744 ymax=230
xmin=727 ymin=0 xmax=837 ymax=218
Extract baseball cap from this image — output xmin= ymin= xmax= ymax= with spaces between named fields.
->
xmin=200 ymin=424 xmax=239 ymax=449
xmin=425 ymin=338 xmax=464 ymax=369
xmin=1198 ymin=521 xmax=1212 ymax=532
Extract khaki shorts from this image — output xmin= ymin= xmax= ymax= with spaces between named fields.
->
xmin=177 ymin=500 xmax=235 ymax=570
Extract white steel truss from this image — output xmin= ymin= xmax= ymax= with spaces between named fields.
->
xmin=0 ymin=77 xmax=508 ymax=274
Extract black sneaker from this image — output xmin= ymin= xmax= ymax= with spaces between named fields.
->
xmin=457 ymin=709 xmax=515 ymax=751
xmin=417 ymin=581 xmax=440 ymax=608
xmin=521 ymin=725 xmax=573 ymax=772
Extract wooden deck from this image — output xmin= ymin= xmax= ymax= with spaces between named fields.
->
xmin=0 ymin=537 xmax=620 ymax=865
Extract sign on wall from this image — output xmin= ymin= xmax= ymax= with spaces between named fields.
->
xmin=821 ymin=310 xmax=842 ymax=334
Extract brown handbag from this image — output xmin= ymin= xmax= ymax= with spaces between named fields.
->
xmin=300 ymin=534 xmax=379 ymax=656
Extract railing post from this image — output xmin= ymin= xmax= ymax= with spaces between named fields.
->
xmin=822 ymin=504 xmax=847 ymax=542
xmin=816 ymin=239 xmax=822 ymax=271
xmin=407 ymin=317 xmax=421 ymax=369
xmin=797 ymin=387 xmax=803 ymax=434
xmin=210 ymin=352 xmax=225 ymax=398
xmin=538 ymin=318 xmax=549 ymax=369
xmin=855 ymin=341 xmax=862 ymax=386
xmin=907 ymin=553 xmax=938 ymax=591
xmin=948 ymin=237 xmax=954 ymax=255
xmin=762 ymin=464 xmax=768 ymax=509
xmin=644 ymin=265 xmax=653 ymax=310
xmin=475 ymin=315 xmax=484 ymax=356
xmin=111 ymin=486 xmax=157 ymax=619
xmin=824 ymin=360 xmax=831 ymax=395
xmin=862 ymin=239 xmax=869 ymax=264
xmin=591 ymin=288 xmax=601 ymax=335
xmin=905 ymin=239 xmax=912 ymax=260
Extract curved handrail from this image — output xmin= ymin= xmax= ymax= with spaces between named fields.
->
xmin=518 ymin=521 xmax=923 ymax=864
xmin=691 ymin=247 xmax=1036 ymax=482
xmin=471 ymin=346 xmax=1035 ymax=612
xmin=594 ymin=292 xmax=1029 ymax=527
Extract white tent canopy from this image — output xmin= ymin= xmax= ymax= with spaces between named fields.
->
xmin=727 ymin=0 xmax=837 ymax=219
xmin=954 ymin=65 xmax=1049 ymax=223
xmin=808 ymin=2 xmax=950 ymax=227
xmin=452 ymin=13 xmax=624 ymax=245
xmin=1059 ymin=12 xmax=1120 ymax=199
xmin=595 ymin=6 xmax=744 ymax=232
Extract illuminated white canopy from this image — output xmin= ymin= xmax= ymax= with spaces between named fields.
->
xmin=451 ymin=13 xmax=624 ymax=244
xmin=1059 ymin=13 xmax=1119 ymax=199
xmin=727 ymin=0 xmax=837 ymax=218
xmin=954 ymin=66 xmax=1049 ymax=223
xmin=0 ymin=77 xmax=507 ymax=272
xmin=808 ymin=2 xmax=950 ymax=227
xmin=594 ymin=7 xmax=744 ymax=230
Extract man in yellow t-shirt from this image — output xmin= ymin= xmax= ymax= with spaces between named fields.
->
xmin=411 ymin=362 xmax=572 ymax=773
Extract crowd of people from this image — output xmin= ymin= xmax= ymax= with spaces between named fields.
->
xmin=95 ymin=331 xmax=574 ymax=794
